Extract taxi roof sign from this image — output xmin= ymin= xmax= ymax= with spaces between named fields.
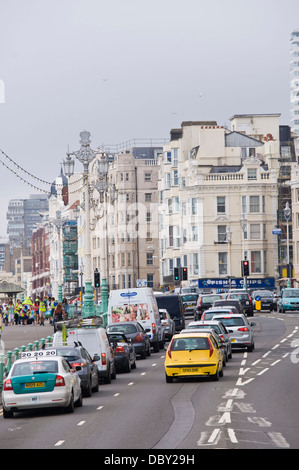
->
xmin=20 ymin=349 xmax=57 ymax=360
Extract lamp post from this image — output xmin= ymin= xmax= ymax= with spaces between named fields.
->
xmin=226 ymin=226 xmax=232 ymax=289
xmin=284 ymin=202 xmax=291 ymax=287
xmin=240 ymin=214 xmax=248 ymax=290
xmin=52 ymin=210 xmax=63 ymax=303
xmin=64 ymin=131 xmax=98 ymax=317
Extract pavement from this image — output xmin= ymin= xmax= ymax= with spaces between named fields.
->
xmin=0 ymin=322 xmax=54 ymax=354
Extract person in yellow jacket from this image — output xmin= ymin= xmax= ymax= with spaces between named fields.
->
xmin=39 ymin=299 xmax=47 ymax=326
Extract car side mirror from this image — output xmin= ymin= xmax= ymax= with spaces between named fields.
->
xmin=93 ymin=354 xmax=100 ymax=362
xmin=250 ymin=322 xmax=256 ymax=327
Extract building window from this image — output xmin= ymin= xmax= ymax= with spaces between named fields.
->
xmin=193 ymin=253 xmax=199 ymax=275
xmin=217 ymin=196 xmax=226 ymax=214
xmin=247 ymin=168 xmax=257 ymax=180
xmin=145 ymin=173 xmax=151 ymax=182
xmin=146 ymin=253 xmax=153 ymax=265
xmin=147 ymin=274 xmax=154 ymax=288
xmin=251 ymin=251 xmax=261 ymax=273
xmin=250 ymin=224 xmax=260 ymax=240
xmin=249 ymin=196 xmax=260 ymax=213
xmin=218 ymin=252 xmax=227 ymax=275
xmin=217 ymin=226 xmax=227 ymax=243
xmin=145 ymin=193 xmax=152 ymax=202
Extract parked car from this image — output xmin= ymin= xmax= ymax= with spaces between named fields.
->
xmin=202 ymin=307 xmax=238 ymax=320
xmin=107 ymin=332 xmax=137 ymax=373
xmin=227 ymin=290 xmax=254 ymax=316
xmin=193 ymin=294 xmax=224 ymax=320
xmin=213 ymin=298 xmax=243 ymax=314
xmin=47 ymin=345 xmax=99 ymax=397
xmin=159 ymin=309 xmax=175 ymax=340
xmin=155 ymin=294 xmax=185 ymax=331
xmin=251 ymin=290 xmax=277 ymax=311
xmin=278 ymin=288 xmax=299 ymax=313
xmin=211 ymin=313 xmax=256 ymax=352
xmin=186 ymin=320 xmax=232 ymax=361
xmin=165 ymin=332 xmax=224 ymax=382
xmin=53 ymin=324 xmax=116 ymax=384
xmin=106 ymin=321 xmax=151 ymax=359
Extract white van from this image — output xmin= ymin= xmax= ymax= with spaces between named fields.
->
xmin=53 ymin=326 xmax=116 ymax=384
xmin=108 ymin=288 xmax=165 ymax=352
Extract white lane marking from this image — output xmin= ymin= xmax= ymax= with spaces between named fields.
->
xmin=267 ymin=432 xmax=290 ymax=448
xmin=97 ymin=405 xmax=103 ymax=410
xmin=77 ymin=421 xmax=85 ymax=426
xmin=208 ymin=428 xmax=220 ymax=443
xmin=228 ymin=428 xmax=238 ymax=443
xmin=55 ymin=440 xmax=65 ymax=447
xmin=257 ymin=368 xmax=269 ymax=376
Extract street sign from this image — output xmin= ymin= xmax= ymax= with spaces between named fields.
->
xmin=272 ymin=228 xmax=282 ymax=235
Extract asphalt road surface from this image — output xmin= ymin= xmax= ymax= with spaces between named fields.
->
xmin=1 ymin=312 xmax=299 ymax=452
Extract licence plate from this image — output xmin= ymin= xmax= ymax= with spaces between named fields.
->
xmin=29 ymin=395 xmax=40 ymax=404
xmin=182 ymin=368 xmax=199 ymax=373
xmin=25 ymin=382 xmax=45 ymax=388
xmin=231 ymin=339 xmax=236 ymax=342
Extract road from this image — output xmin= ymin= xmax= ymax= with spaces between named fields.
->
xmin=0 ymin=312 xmax=299 ymax=451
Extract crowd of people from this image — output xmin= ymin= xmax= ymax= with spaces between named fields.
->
xmin=0 ymin=296 xmax=69 ymax=330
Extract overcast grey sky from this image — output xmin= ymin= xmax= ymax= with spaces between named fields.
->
xmin=1 ymin=0 xmax=299 ymax=237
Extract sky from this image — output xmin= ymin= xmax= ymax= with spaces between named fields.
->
xmin=0 ymin=0 xmax=299 ymax=237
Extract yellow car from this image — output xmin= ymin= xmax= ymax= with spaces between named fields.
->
xmin=164 ymin=332 xmax=224 ymax=382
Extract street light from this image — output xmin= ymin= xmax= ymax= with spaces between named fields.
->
xmin=64 ymin=131 xmax=98 ymax=318
xmin=284 ymin=202 xmax=292 ymax=287
xmin=240 ymin=214 xmax=247 ymax=290
xmin=51 ymin=210 xmax=63 ymax=303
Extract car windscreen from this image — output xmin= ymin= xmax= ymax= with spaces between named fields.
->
xmin=254 ymin=291 xmax=272 ymax=297
xmin=202 ymin=295 xmax=222 ymax=304
xmin=107 ymin=324 xmax=137 ymax=334
xmin=181 ymin=295 xmax=197 ymax=301
xmin=283 ymin=290 xmax=299 ymax=298
xmin=215 ymin=317 xmax=245 ymax=327
xmin=172 ymin=337 xmax=209 ymax=351
xmin=11 ymin=360 xmax=59 ymax=376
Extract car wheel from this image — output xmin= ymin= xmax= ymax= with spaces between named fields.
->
xmin=153 ymin=341 xmax=159 ymax=353
xmin=141 ymin=346 xmax=147 ymax=359
xmin=111 ymin=363 xmax=117 ymax=380
xmin=247 ymin=342 xmax=254 ymax=352
xmin=131 ymin=359 xmax=137 ymax=369
xmin=125 ymin=359 xmax=131 ymax=373
xmin=104 ymin=366 xmax=111 ymax=384
xmin=83 ymin=379 xmax=92 ymax=397
xmin=212 ymin=366 xmax=220 ymax=381
xmin=92 ymin=378 xmax=99 ymax=393
xmin=165 ymin=373 xmax=173 ymax=383
xmin=75 ymin=389 xmax=83 ymax=407
xmin=3 ymin=407 xmax=14 ymax=419
xmin=65 ymin=392 xmax=75 ymax=413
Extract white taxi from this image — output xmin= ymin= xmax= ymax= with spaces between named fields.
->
xmin=2 ymin=349 xmax=83 ymax=418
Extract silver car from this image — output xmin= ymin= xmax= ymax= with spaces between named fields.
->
xmin=211 ymin=313 xmax=256 ymax=352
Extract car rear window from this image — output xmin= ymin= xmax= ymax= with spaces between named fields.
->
xmin=12 ymin=360 xmax=59 ymax=376
xmin=56 ymin=348 xmax=81 ymax=361
xmin=202 ymin=295 xmax=222 ymax=304
xmin=229 ymin=294 xmax=248 ymax=300
xmin=172 ymin=337 xmax=209 ymax=351
xmin=215 ymin=317 xmax=245 ymax=327
xmin=284 ymin=290 xmax=299 ymax=298
xmin=107 ymin=324 xmax=137 ymax=334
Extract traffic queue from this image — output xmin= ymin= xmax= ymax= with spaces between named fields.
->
xmin=1 ymin=286 xmax=263 ymax=418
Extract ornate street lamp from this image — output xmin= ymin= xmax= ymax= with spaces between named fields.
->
xmin=64 ymin=131 xmax=98 ymax=317
xmin=52 ymin=210 xmax=63 ymax=302
xmin=284 ymin=202 xmax=292 ymax=287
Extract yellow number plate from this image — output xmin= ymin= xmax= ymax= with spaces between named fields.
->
xmin=182 ymin=368 xmax=198 ymax=373
xmin=25 ymin=382 xmax=45 ymax=388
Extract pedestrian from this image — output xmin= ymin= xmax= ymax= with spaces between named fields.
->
xmin=3 ymin=306 xmax=8 ymax=326
xmin=51 ymin=297 xmax=57 ymax=324
xmin=34 ymin=297 xmax=40 ymax=325
xmin=14 ymin=299 xmax=22 ymax=325
xmin=53 ymin=302 xmax=64 ymax=332
xmin=39 ymin=299 xmax=46 ymax=326
xmin=8 ymin=301 xmax=14 ymax=326
xmin=62 ymin=298 xmax=69 ymax=319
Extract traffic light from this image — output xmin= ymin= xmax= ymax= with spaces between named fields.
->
xmin=182 ymin=267 xmax=188 ymax=281
xmin=94 ymin=269 xmax=100 ymax=288
xmin=242 ymin=260 xmax=249 ymax=277
xmin=173 ymin=267 xmax=180 ymax=281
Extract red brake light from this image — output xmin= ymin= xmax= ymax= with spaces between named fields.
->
xmin=116 ymin=346 xmax=125 ymax=353
xmin=4 ymin=379 xmax=12 ymax=391
xmin=152 ymin=322 xmax=156 ymax=334
xmin=55 ymin=375 xmax=65 ymax=387
xmin=207 ymin=338 xmax=214 ymax=357
xmin=134 ymin=333 xmax=144 ymax=343
xmin=238 ymin=327 xmax=249 ymax=332
xmin=167 ymin=338 xmax=174 ymax=359
xmin=71 ymin=362 xmax=86 ymax=368
xmin=101 ymin=353 xmax=107 ymax=365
